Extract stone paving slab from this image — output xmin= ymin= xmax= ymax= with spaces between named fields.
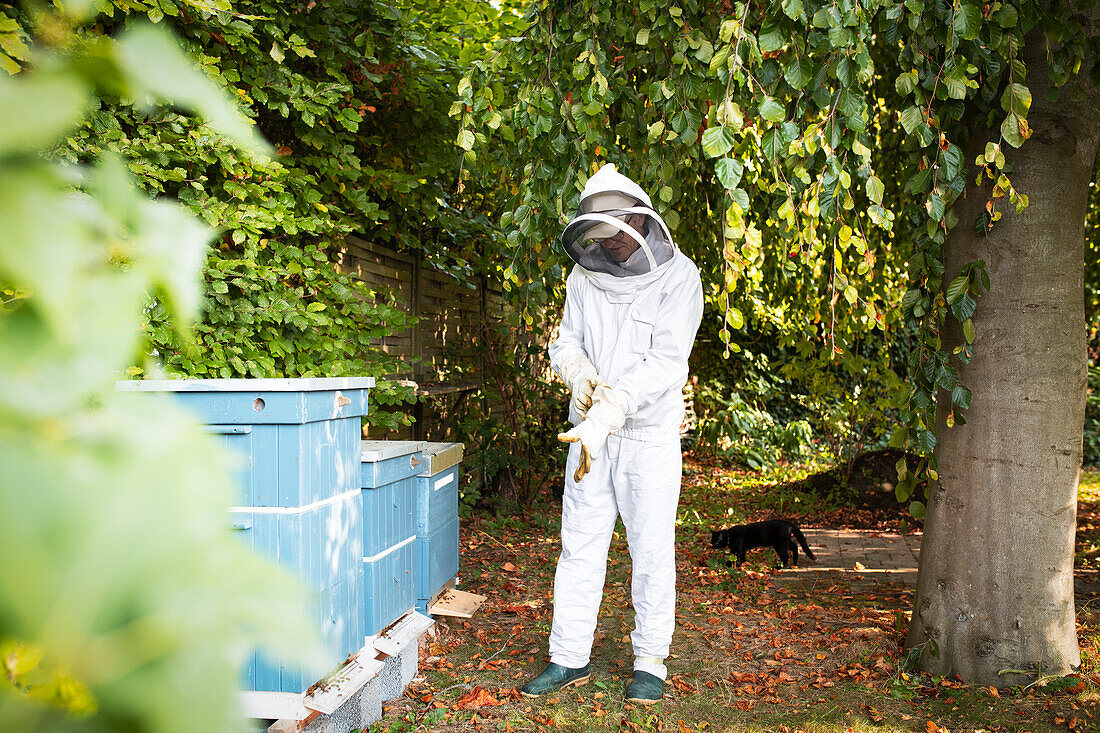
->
xmin=783 ymin=528 xmax=923 ymax=585
xmin=771 ymin=529 xmax=1097 ymax=598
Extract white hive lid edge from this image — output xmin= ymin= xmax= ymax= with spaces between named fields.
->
xmin=360 ymin=439 xmax=424 ymax=463
xmin=116 ymin=377 xmax=376 ymax=392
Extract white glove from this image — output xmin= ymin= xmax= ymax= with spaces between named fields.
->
xmin=558 ymin=386 xmax=627 ymax=482
xmin=571 ymin=369 xmax=599 ymax=420
xmin=557 ymin=355 xmax=600 ymax=421
xmin=557 ymin=354 xmax=596 ymax=386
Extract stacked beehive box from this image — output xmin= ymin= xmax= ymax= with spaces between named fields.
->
xmin=358 ymin=441 xmax=422 ymax=637
xmin=414 ymin=443 xmax=463 ymax=612
xmin=116 ymin=378 xmax=373 ymax=694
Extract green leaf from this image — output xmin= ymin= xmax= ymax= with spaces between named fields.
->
xmin=715 ymin=158 xmax=744 ymax=189
xmin=940 ymin=144 xmax=963 ymax=180
xmin=456 ymin=128 xmax=475 ymax=150
xmin=694 ymin=40 xmax=714 ymax=64
xmin=758 ymin=23 xmax=785 ymax=53
xmin=812 ymin=7 xmax=839 ymax=28
xmin=994 ymin=3 xmax=1018 ymax=27
xmin=999 ymin=83 xmax=1031 ymax=117
xmin=708 ymin=45 xmax=732 ymax=75
xmin=717 ymin=101 xmax=744 ymax=128
xmin=0 ymin=25 xmax=30 ymax=64
xmin=905 ymin=167 xmax=932 ymax=195
xmin=0 ymin=72 xmax=88 ymax=157
xmin=0 ymin=53 xmax=20 ymax=75
xmin=840 ymin=90 xmax=866 ymax=130
xmin=889 ymin=427 xmax=908 ymax=449
xmin=865 ymin=175 xmax=884 ymax=204
xmin=962 ymin=318 xmax=975 ymax=344
xmin=943 ymin=67 xmax=969 ymax=99
xmin=899 ymin=106 xmax=923 ymax=134
xmin=935 ymin=364 xmax=959 ymax=391
xmin=953 ymin=2 xmax=982 ymax=41
xmin=759 ymin=96 xmax=785 ymax=123
xmin=457 ymin=74 xmax=473 ymax=101
xmin=719 ymin=19 xmax=737 ymax=42
xmin=951 ymin=292 xmax=977 ymax=320
xmin=952 ymin=385 xmax=973 ymax=409
xmin=730 ymin=188 xmax=750 ymax=211
xmin=895 ymin=477 xmax=912 ymax=503
xmin=909 ymin=501 xmax=926 ymax=520
xmin=836 ymin=57 xmax=856 ymax=86
xmin=827 ymin=24 xmax=852 ymax=47
xmin=782 ymin=0 xmax=804 ymax=20
xmin=701 ymin=125 xmax=737 ymax=157
xmin=116 ymin=24 xmax=270 ymax=157
xmin=1000 ymin=112 xmax=1025 ymax=147
xmin=901 ymin=290 xmax=921 ymax=315
xmin=783 ymin=56 xmax=814 ymax=90
xmin=895 ymin=70 xmax=918 ymax=96
xmin=925 ymin=192 xmax=945 ymax=221
xmin=636 ymin=27 xmax=650 ymax=45
xmin=946 ymin=274 xmax=968 ymax=304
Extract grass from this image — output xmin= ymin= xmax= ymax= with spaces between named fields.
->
xmin=1081 ymin=468 xmax=1099 ymax=503
xmin=364 ymin=461 xmax=1100 ymax=733
xmin=1077 ymin=468 xmax=1099 ymax=573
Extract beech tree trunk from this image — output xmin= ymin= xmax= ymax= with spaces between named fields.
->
xmin=905 ymin=31 xmax=1099 ymax=684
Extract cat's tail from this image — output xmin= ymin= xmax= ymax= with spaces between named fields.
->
xmin=791 ymin=526 xmax=816 ymax=560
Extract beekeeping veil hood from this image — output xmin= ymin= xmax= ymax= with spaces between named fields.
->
xmin=560 ymin=164 xmax=677 ymax=279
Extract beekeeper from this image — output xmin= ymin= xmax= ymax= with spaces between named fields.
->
xmin=521 ymin=163 xmax=703 ymax=704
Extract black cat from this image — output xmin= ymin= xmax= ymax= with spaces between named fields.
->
xmin=710 ymin=519 xmax=816 ymax=568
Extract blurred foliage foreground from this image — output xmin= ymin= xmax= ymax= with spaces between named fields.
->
xmin=0 ymin=9 xmax=322 ymax=733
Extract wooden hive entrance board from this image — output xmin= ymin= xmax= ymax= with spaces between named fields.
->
xmin=428 ymin=587 xmax=485 ymax=619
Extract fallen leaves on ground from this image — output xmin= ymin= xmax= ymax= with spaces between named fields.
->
xmin=372 ymin=460 xmax=1100 ymax=733
xmin=454 ymin=685 xmax=503 ymax=710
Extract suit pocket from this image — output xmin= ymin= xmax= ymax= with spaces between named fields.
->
xmin=627 ymin=308 xmax=656 ymax=357
xmin=620 ymin=438 xmax=682 ymax=490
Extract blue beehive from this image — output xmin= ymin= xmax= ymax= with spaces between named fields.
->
xmin=359 ymin=441 xmax=422 ymax=638
xmin=414 ymin=443 xmax=463 ymax=613
xmin=116 ymin=377 xmax=374 ymax=694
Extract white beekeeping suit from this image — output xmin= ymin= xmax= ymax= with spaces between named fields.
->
xmin=541 ymin=163 xmax=703 ymax=694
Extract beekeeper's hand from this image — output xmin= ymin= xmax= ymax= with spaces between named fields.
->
xmin=571 ymin=370 xmax=599 ymax=420
xmin=557 ymin=355 xmax=600 ymax=421
xmin=558 ymin=386 xmax=626 ymax=482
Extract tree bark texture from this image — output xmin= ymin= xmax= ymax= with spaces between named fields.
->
xmin=906 ymin=29 xmax=1099 ymax=685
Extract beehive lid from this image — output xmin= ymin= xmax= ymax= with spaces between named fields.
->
xmin=418 ymin=442 xmax=464 ymax=476
xmin=117 ymin=377 xmax=376 ymax=392
xmin=360 ymin=440 xmax=423 ymax=463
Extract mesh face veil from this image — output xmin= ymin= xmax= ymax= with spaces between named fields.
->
xmin=560 ymin=165 xmax=677 ymax=278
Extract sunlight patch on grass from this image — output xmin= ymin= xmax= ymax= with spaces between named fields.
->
xmin=1081 ymin=467 xmax=1100 ymax=502
xmin=678 ymin=460 xmax=832 ymax=530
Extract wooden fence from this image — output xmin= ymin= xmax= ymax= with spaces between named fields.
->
xmin=338 ymin=235 xmax=505 ymax=441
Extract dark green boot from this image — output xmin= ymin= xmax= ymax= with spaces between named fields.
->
xmin=520 ymin=662 xmax=592 ymax=698
xmin=625 ymin=670 xmax=664 ymax=704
